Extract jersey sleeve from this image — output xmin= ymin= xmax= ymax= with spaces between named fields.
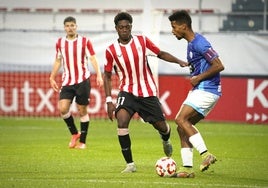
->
xmin=55 ymin=38 xmax=62 ymax=59
xmin=104 ymin=48 xmax=114 ymax=72
xmin=203 ymin=47 xmax=219 ymax=62
xmin=145 ymin=36 xmax=161 ymax=55
xmin=196 ymin=37 xmax=218 ymax=62
xmin=86 ymin=38 xmax=96 ymax=56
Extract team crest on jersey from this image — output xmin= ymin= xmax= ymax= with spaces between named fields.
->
xmin=189 ymin=51 xmax=193 ymax=59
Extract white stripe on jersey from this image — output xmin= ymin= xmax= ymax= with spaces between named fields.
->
xmin=67 ymin=40 xmax=75 ymax=86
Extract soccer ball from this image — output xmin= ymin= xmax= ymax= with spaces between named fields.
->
xmin=155 ymin=157 xmax=177 ymax=177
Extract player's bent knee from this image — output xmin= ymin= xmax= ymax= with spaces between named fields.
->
xmin=61 ymin=111 xmax=71 ymax=119
xmin=80 ymin=114 xmax=89 ymax=122
xmin=117 ymin=128 xmax=129 ymax=136
xmin=160 ymin=124 xmax=170 ymax=135
xmin=154 ymin=121 xmax=170 ymax=134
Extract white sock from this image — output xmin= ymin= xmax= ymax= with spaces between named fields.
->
xmin=189 ymin=133 xmax=207 ymax=154
xmin=181 ymin=148 xmax=193 ymax=167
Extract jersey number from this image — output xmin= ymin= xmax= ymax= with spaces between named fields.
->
xmin=116 ymin=96 xmax=125 ymax=108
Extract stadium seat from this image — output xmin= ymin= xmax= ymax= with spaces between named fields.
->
xmin=103 ymin=9 xmax=121 ymax=14
xmin=35 ymin=8 xmax=53 ymax=13
xmin=12 ymin=8 xmax=31 ymax=12
xmin=58 ymin=8 xmax=76 ymax=13
xmin=126 ymin=9 xmax=143 ymax=14
xmin=195 ymin=9 xmax=215 ymax=13
xmin=220 ymin=0 xmax=267 ymax=31
xmin=80 ymin=9 xmax=99 ymax=14
xmin=0 ymin=7 xmax=7 ymax=12
xmin=232 ymin=0 xmax=265 ymax=12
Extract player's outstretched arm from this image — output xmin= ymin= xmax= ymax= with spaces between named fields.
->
xmin=157 ymin=51 xmax=188 ymax=67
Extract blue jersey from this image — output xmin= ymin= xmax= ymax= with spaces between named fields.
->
xmin=187 ymin=33 xmax=222 ymax=96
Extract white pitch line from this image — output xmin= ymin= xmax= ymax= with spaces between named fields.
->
xmin=7 ymin=178 xmax=267 ymax=188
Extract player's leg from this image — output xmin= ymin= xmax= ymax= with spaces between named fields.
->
xmin=152 ymin=120 xmax=170 ymax=141
xmin=174 ymin=109 xmax=199 ymax=178
xmin=116 ymin=108 xmax=136 ymax=173
xmin=115 ymin=91 xmax=136 ymax=173
xmin=176 ymin=104 xmax=212 ymax=169
xmin=59 ymin=99 xmax=80 ymax=148
xmin=59 ymin=86 xmax=80 ymax=148
xmin=138 ymin=96 xmax=173 ymax=157
xmin=59 ymin=86 xmax=77 ymax=132
xmin=74 ymin=104 xmax=89 ymax=149
xmin=74 ymin=79 xmax=90 ymax=149
xmin=152 ymin=120 xmax=173 ymax=157
xmin=175 ymin=90 xmax=219 ymax=172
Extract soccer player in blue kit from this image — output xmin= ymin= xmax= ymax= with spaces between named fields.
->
xmin=168 ymin=10 xmax=225 ymax=178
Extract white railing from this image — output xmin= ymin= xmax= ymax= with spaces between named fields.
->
xmin=0 ymin=7 xmax=267 ymax=33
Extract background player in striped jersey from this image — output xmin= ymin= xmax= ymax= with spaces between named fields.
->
xmin=49 ymin=16 xmax=103 ymax=149
xmin=168 ymin=10 xmax=225 ymax=178
xmin=103 ymin=12 xmax=188 ymax=173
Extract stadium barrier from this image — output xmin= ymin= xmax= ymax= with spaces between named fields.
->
xmin=0 ymin=73 xmax=267 ymax=124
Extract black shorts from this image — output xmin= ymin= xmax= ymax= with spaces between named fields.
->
xmin=60 ymin=79 xmax=90 ymax=105
xmin=115 ymin=91 xmax=166 ymax=124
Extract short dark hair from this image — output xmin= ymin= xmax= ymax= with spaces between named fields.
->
xmin=63 ymin=16 xmax=76 ymax=25
xmin=114 ymin=12 xmax=133 ymax=25
xmin=168 ymin=10 xmax=192 ymax=29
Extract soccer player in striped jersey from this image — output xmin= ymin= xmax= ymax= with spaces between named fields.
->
xmin=168 ymin=10 xmax=225 ymax=178
xmin=103 ymin=12 xmax=188 ymax=173
xmin=49 ymin=16 xmax=103 ymax=149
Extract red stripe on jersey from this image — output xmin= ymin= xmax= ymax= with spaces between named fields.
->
xmin=64 ymin=40 xmax=71 ymax=86
xmin=56 ymin=38 xmax=66 ymax=82
xmin=104 ymin=49 xmax=114 ymax=72
xmin=56 ymin=38 xmax=62 ymax=59
xmin=81 ymin=37 xmax=86 ymax=80
xmin=73 ymin=39 xmax=79 ymax=84
xmin=145 ymin=36 xmax=161 ymax=54
xmin=86 ymin=39 xmax=95 ymax=55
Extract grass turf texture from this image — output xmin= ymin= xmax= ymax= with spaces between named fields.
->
xmin=0 ymin=118 xmax=267 ymax=188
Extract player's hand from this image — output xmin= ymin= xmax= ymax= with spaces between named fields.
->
xmin=107 ymin=102 xmax=116 ymax=121
xmin=179 ymin=61 xmax=189 ymax=67
xmin=190 ymin=75 xmax=201 ymax=87
xmin=50 ymin=79 xmax=59 ymax=92
xmin=96 ymin=75 xmax=104 ymax=88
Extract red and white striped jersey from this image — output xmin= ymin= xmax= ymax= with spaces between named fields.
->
xmin=104 ymin=35 xmax=160 ymax=97
xmin=55 ymin=35 xmax=95 ymax=86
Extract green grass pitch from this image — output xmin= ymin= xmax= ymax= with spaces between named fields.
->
xmin=0 ymin=118 xmax=267 ymax=188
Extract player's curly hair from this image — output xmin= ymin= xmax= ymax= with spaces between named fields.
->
xmin=63 ymin=16 xmax=76 ymax=25
xmin=168 ymin=10 xmax=192 ymax=29
xmin=114 ymin=12 xmax=133 ymax=25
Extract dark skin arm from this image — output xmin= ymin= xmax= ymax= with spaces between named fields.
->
xmin=157 ymin=50 xmax=188 ymax=67
xmin=190 ymin=57 xmax=224 ymax=87
xmin=103 ymin=71 xmax=116 ymax=121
